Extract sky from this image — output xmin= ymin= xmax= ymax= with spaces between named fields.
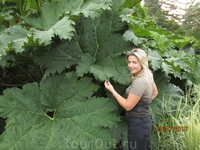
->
xmin=161 ymin=0 xmax=200 ymax=22
xmin=141 ymin=0 xmax=200 ymax=23
xmin=142 ymin=0 xmax=200 ymax=14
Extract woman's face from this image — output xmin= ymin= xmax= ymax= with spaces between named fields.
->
xmin=127 ymin=55 xmax=143 ymax=75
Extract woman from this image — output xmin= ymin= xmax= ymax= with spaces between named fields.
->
xmin=104 ymin=48 xmax=158 ymax=150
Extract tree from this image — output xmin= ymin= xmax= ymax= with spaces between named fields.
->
xmin=182 ymin=2 xmax=200 ymax=53
xmin=160 ymin=0 xmax=190 ymax=24
xmin=143 ymin=0 xmax=162 ymax=16
xmin=143 ymin=0 xmax=186 ymax=35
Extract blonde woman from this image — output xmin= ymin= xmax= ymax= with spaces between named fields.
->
xmin=104 ymin=48 xmax=158 ymax=150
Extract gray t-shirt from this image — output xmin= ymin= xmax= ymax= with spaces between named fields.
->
xmin=126 ymin=76 xmax=154 ymax=117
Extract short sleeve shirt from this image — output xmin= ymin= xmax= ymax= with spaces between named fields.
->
xmin=126 ymin=76 xmax=153 ymax=117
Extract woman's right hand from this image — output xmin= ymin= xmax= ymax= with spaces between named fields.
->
xmin=104 ymin=81 xmax=114 ymax=93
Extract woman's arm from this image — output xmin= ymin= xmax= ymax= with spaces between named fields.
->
xmin=104 ymin=81 xmax=141 ymax=111
xmin=152 ymin=83 xmax=158 ymax=100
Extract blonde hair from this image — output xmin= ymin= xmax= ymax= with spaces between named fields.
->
xmin=126 ymin=48 xmax=153 ymax=82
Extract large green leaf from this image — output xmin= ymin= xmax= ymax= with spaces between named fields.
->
xmin=123 ymin=0 xmax=142 ymax=8
xmin=148 ymin=49 xmax=162 ymax=71
xmin=24 ymin=1 xmax=76 ymax=45
xmin=0 ymin=72 xmax=120 ymax=150
xmin=123 ymin=29 xmax=146 ymax=46
xmin=24 ymin=1 xmax=64 ymax=30
xmin=77 ymin=12 xmax=134 ymax=83
xmin=76 ymin=53 xmax=96 ymax=77
xmin=0 ymin=26 xmax=28 ymax=55
xmin=24 ymin=0 xmax=112 ymax=46
xmin=161 ymin=61 xmax=173 ymax=75
xmin=33 ymin=10 xmax=134 ymax=84
xmin=31 ymin=16 xmax=75 ymax=45
xmin=31 ymin=40 xmax=81 ymax=78
xmin=150 ymin=71 xmax=184 ymax=124
xmin=167 ymin=56 xmax=191 ymax=72
xmin=63 ymin=0 xmax=112 ymax=18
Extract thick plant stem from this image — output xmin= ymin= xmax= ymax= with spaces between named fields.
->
xmin=2 ymin=68 xmax=21 ymax=83
xmin=12 ymin=61 xmax=36 ymax=82
xmin=0 ymin=83 xmax=23 ymax=87
xmin=37 ymin=65 xmax=44 ymax=79
xmin=35 ymin=0 xmax=41 ymax=12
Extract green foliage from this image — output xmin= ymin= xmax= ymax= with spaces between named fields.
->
xmin=0 ymin=0 xmax=44 ymax=28
xmin=143 ymin=0 xmax=185 ymax=35
xmin=0 ymin=72 xmax=120 ymax=149
xmin=123 ymin=0 xmax=142 ymax=8
xmin=0 ymin=26 xmax=28 ymax=54
xmin=29 ymin=10 xmax=134 ymax=83
xmin=1 ymin=0 xmax=41 ymax=15
xmin=150 ymin=70 xmax=184 ymax=124
xmin=123 ymin=16 xmax=198 ymax=85
xmin=144 ymin=0 xmax=200 ymax=53
xmin=183 ymin=2 xmax=200 ymax=31
xmin=154 ymin=85 xmax=200 ymax=150
xmin=132 ymin=3 xmax=148 ymax=19
xmin=182 ymin=2 xmax=200 ymax=53
xmin=161 ymin=19 xmax=186 ymax=35
xmin=143 ymin=0 xmax=162 ymax=16
xmin=0 ymin=0 xmax=199 ymax=149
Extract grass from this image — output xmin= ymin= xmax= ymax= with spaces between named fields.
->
xmin=154 ymin=84 xmax=200 ymax=150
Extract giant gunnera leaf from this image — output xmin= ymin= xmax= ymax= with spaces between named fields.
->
xmin=25 ymin=0 xmax=112 ymax=46
xmin=0 ymin=72 xmax=120 ymax=150
xmin=0 ymin=26 xmax=28 ymax=55
xmin=32 ymin=10 xmax=134 ymax=84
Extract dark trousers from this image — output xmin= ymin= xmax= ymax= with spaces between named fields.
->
xmin=126 ymin=115 xmax=152 ymax=150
